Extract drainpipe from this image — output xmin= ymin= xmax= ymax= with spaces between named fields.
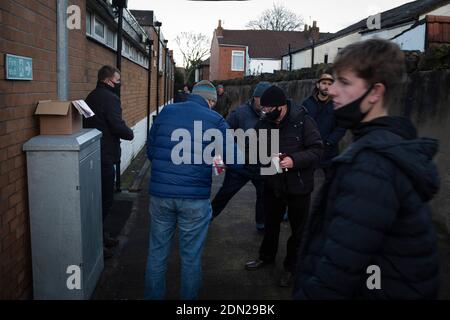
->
xmin=163 ymin=39 xmax=168 ymax=106
xmin=154 ymin=21 xmax=162 ymax=114
xmin=311 ymin=39 xmax=315 ymax=68
xmin=146 ymin=39 xmax=153 ymax=141
xmin=57 ymin=0 xmax=68 ymax=100
xmin=288 ymin=43 xmax=292 ymax=71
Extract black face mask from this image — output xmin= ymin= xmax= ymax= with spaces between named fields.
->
xmin=106 ymin=81 xmax=121 ymax=96
xmin=261 ymin=107 xmax=282 ymax=122
xmin=334 ymin=86 xmax=374 ymax=129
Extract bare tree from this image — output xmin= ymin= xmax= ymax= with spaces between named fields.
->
xmin=246 ymin=3 xmax=304 ymax=31
xmin=174 ymin=32 xmax=210 ymax=83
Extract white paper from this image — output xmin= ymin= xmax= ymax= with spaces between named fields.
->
xmin=72 ymin=100 xmax=95 ymax=118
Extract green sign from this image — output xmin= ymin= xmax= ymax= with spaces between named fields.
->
xmin=5 ymin=54 xmax=33 ymax=80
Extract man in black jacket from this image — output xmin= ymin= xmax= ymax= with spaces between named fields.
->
xmin=211 ymin=81 xmax=271 ymax=231
xmin=83 ymin=66 xmax=134 ymax=251
xmin=293 ymin=39 xmax=440 ymax=299
xmin=245 ymin=86 xmax=323 ymax=287
xmin=302 ymin=73 xmax=346 ymax=176
xmin=214 ymin=84 xmax=232 ymax=118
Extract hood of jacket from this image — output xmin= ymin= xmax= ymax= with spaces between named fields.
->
xmin=334 ymin=116 xmax=440 ymax=201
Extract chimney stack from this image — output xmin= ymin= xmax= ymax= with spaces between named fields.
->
xmin=310 ymin=20 xmax=320 ymax=41
xmin=216 ymin=19 xmax=224 ymax=38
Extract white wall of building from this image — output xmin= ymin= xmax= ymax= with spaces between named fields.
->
xmin=290 ymin=32 xmax=361 ymax=69
xmin=119 ymin=102 xmax=171 ymax=174
xmin=361 ymin=23 xmax=414 ymax=41
xmin=248 ymin=58 xmax=281 ymax=74
xmin=292 ymin=49 xmax=311 ymax=69
xmin=314 ymin=32 xmax=362 ymax=64
xmin=391 ymin=23 xmax=426 ymax=51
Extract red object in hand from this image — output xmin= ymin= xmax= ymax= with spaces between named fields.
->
xmin=279 ymin=153 xmax=288 ymax=161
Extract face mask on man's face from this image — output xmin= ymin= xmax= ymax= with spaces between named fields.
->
xmin=106 ymin=79 xmax=121 ymax=95
xmin=261 ymin=107 xmax=282 ymax=122
xmin=334 ymin=85 xmax=374 ymax=129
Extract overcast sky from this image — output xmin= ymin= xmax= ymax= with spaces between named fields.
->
xmin=128 ymin=0 xmax=414 ymax=66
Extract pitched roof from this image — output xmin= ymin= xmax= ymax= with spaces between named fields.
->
xmin=286 ymin=0 xmax=447 ymax=55
xmin=217 ymin=29 xmax=330 ymax=59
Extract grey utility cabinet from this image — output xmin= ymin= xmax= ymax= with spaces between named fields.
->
xmin=23 ymin=129 xmax=104 ymax=300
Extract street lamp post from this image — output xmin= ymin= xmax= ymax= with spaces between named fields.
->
xmin=112 ymin=0 xmax=128 ymax=193
xmin=154 ymin=21 xmax=162 ymax=115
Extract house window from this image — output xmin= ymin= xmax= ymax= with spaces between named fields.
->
xmin=124 ymin=41 xmax=130 ymax=55
xmin=106 ymin=28 xmax=115 ymax=48
xmin=324 ymin=54 xmax=328 ymax=64
xmin=94 ymin=17 xmax=105 ymax=39
xmin=231 ymin=51 xmax=245 ymax=71
xmin=86 ymin=11 xmax=91 ymax=35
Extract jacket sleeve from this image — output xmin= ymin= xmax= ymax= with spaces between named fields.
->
xmin=294 ymin=162 xmax=398 ymax=299
xmin=105 ymin=98 xmax=134 ymax=141
xmin=326 ymin=126 xmax=346 ymax=146
xmin=226 ymin=109 xmax=239 ymax=130
xmin=289 ymin=115 xmax=323 ymax=169
xmin=218 ymin=117 xmax=244 ymax=170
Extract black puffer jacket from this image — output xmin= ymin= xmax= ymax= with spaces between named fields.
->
xmin=83 ymin=82 xmax=134 ymax=164
xmin=256 ymin=101 xmax=323 ymax=195
xmin=293 ymin=116 xmax=440 ymax=299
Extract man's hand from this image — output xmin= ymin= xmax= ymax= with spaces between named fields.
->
xmin=280 ymin=156 xmax=294 ymax=169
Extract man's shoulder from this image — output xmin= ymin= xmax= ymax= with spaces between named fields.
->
xmin=87 ymin=86 xmax=119 ymax=102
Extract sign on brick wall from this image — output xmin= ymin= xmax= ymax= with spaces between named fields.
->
xmin=5 ymin=54 xmax=33 ymax=80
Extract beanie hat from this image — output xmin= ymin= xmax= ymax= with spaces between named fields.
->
xmin=217 ymin=84 xmax=224 ymax=89
xmin=253 ymin=81 xmax=271 ymax=98
xmin=260 ymin=85 xmax=287 ymax=107
xmin=192 ymin=80 xmax=218 ymax=102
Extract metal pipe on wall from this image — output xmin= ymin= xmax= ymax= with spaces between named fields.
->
xmin=57 ymin=0 xmax=69 ymax=100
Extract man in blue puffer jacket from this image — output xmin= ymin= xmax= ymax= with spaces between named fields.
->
xmin=145 ymin=80 xmax=242 ymax=300
xmin=293 ymin=39 xmax=440 ymax=299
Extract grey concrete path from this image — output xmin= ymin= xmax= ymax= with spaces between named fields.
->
xmin=93 ymin=150 xmax=450 ymax=300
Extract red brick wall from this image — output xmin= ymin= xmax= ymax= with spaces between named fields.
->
xmin=0 ymin=0 xmax=174 ymax=299
xmin=218 ymin=46 xmax=246 ymax=81
xmin=0 ymin=0 xmax=57 ymax=300
xmin=200 ymin=65 xmax=209 ymax=81
xmin=209 ymin=39 xmax=246 ymax=81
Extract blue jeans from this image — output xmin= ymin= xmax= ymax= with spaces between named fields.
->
xmin=144 ymin=196 xmax=212 ymax=300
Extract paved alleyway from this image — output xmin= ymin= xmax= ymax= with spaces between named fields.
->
xmin=93 ymin=150 xmax=297 ymax=300
xmin=93 ymin=149 xmax=450 ymax=300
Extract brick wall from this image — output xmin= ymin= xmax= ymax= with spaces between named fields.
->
xmin=0 ymin=0 xmax=57 ymax=300
xmin=209 ymin=40 xmax=246 ymax=81
xmin=0 ymin=0 xmax=174 ymax=299
xmin=217 ymin=46 xmax=246 ymax=81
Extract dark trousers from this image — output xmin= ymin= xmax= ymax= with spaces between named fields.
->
xmin=259 ymin=187 xmax=311 ymax=273
xmin=101 ymin=163 xmax=115 ymax=221
xmin=211 ymin=168 xmax=264 ymax=225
